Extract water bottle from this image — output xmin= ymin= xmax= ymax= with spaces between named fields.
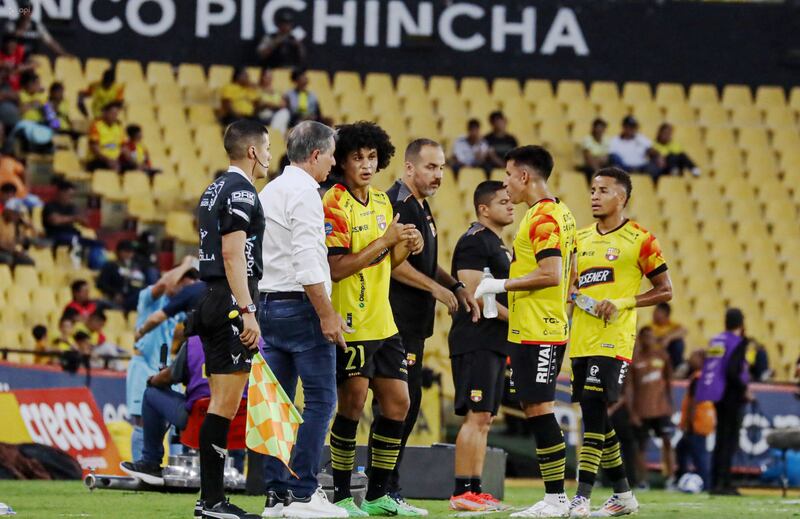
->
xmin=572 ymin=293 xmax=617 ymax=322
xmin=482 ymin=267 xmax=498 ymax=319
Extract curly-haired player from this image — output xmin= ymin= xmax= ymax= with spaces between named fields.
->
xmin=322 ymin=122 xmax=426 ymax=516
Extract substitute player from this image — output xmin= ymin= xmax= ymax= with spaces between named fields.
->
xmin=568 ymin=167 xmax=672 ymax=517
xmin=475 ymin=146 xmax=576 ymax=518
xmin=194 ymin=120 xmax=269 ymax=519
xmin=448 ymin=181 xmax=514 ymax=512
xmin=323 ymin=122 xmax=425 ymax=516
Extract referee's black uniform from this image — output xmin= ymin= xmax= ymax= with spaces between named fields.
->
xmin=448 ymin=222 xmax=511 ymax=417
xmin=195 ymin=168 xmax=265 ymax=374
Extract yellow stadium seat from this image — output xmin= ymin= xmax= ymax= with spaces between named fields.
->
xmin=153 ymin=83 xmax=183 ymax=105
xmin=207 ymin=65 xmax=233 ymax=90
xmin=271 ymin=68 xmax=291 ymax=93
xmin=306 ymin=70 xmax=332 ymax=96
xmin=54 ymin=56 xmax=84 ymax=85
xmin=597 ymin=101 xmax=629 ymax=126
xmin=370 ymin=93 xmax=402 ymax=120
xmin=632 ymin=102 xmax=663 ymax=128
xmin=456 ymin=167 xmax=487 ymax=198
xmin=688 ymin=84 xmax=719 ymax=107
xmin=364 ymin=73 xmax=393 ymax=98
xmin=332 ymin=71 xmax=362 ymax=97
xmin=13 ymin=264 xmax=39 ymax=289
xmin=117 ymin=60 xmax=145 ymax=85
xmin=705 ymin=127 xmax=737 ymax=151
xmin=555 ymin=80 xmax=586 ymax=106
xmin=146 ymin=61 xmax=176 ymax=86
xmin=406 ymin=114 xmax=438 ymax=140
xmin=183 ymin=84 xmax=215 ymax=105
xmin=460 ymin=77 xmax=490 ymax=102
xmin=588 ymin=81 xmax=619 ymax=106
xmin=789 ymin=87 xmax=800 ymax=111
xmin=721 ymin=84 xmax=753 ymax=108
xmin=177 ymin=63 xmax=206 ymax=87
xmin=53 ymin=149 xmax=89 ymax=181
xmin=91 ymin=169 xmax=124 ymax=201
xmin=622 ymin=82 xmax=653 ymax=107
xmin=730 ymin=105 xmax=762 ymax=127
xmin=538 ymin=121 xmax=572 ymax=158
xmin=698 ymin=104 xmax=728 ymax=126
xmin=764 ymin=106 xmax=796 ymax=129
xmin=523 ymin=79 xmax=554 ymax=103
xmin=428 ymin=76 xmax=458 ymax=102
xmin=85 ymin=57 xmax=111 ymax=84
xmin=396 ymin=74 xmax=426 ymax=100
xmin=737 ymin=127 xmax=770 ymax=150
xmin=165 ymin=211 xmax=197 ymax=244
xmin=532 ymin=97 xmax=565 ymax=123
xmin=655 ymin=83 xmax=686 ymax=108
xmin=755 ymin=86 xmax=786 ymax=109
xmin=187 ymin=104 xmax=216 ymax=125
xmin=664 ymin=103 xmax=696 ymax=125
xmin=31 ymin=55 xmax=52 ymax=83
xmin=152 ymin=172 xmax=180 ymax=201
xmin=492 ymin=78 xmax=522 ymax=102
xmin=122 ymin=171 xmax=151 ymax=199
xmin=564 ymin=98 xmax=597 ymax=126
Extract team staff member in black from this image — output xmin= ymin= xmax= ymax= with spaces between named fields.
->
xmin=448 ymin=181 xmax=515 ymax=512
xmin=195 ymin=120 xmax=270 ymax=519
xmin=380 ymin=138 xmax=480 ymax=508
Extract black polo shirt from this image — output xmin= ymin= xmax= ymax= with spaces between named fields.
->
xmin=196 ymin=168 xmax=265 ymax=283
xmin=386 ymin=179 xmax=438 ymax=340
xmin=448 ymin=222 xmax=511 ymax=357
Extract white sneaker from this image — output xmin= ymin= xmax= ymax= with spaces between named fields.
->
xmin=511 ymin=494 xmax=569 ymax=518
xmin=568 ymin=496 xmax=590 ymax=518
xmin=388 ymin=493 xmax=429 ymax=516
xmin=590 ymin=493 xmax=639 ymax=517
xmin=281 ymin=487 xmax=348 ymax=518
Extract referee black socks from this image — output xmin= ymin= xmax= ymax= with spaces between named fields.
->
xmin=199 ymin=412 xmax=230 ymax=507
xmin=330 ymin=414 xmax=359 ymax=503
xmin=366 ymin=417 xmax=404 ymax=501
xmin=528 ymin=414 xmax=566 ymax=495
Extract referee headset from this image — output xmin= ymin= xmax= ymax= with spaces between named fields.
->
xmin=250 ymin=144 xmax=269 ymax=178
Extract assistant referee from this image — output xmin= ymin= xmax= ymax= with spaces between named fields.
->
xmin=194 ymin=120 xmax=270 ymax=519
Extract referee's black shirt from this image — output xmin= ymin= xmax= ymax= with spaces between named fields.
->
xmin=448 ymin=222 xmax=511 ymax=357
xmin=197 ymin=167 xmax=265 ymax=283
xmin=386 ymin=179 xmax=438 ymax=340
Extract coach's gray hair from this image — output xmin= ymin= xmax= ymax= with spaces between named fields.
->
xmin=287 ymin=121 xmax=335 ymax=163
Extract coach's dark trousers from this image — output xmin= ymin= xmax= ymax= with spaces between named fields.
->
xmin=711 ymin=399 xmax=744 ymax=490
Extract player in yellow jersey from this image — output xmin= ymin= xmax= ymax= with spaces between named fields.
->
xmin=322 ymin=122 xmax=426 ymax=517
xmin=475 ymin=146 xmax=576 ymax=518
xmin=568 ymin=167 xmax=673 ymax=518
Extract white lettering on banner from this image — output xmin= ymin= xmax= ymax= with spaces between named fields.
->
xmin=313 ymin=0 xmax=356 ymax=46
xmin=103 ymin=403 xmax=129 ymax=423
xmin=387 ymin=0 xmax=433 ymax=48
xmin=196 ymin=0 xmax=236 ymax=38
xmin=491 ymin=5 xmax=535 ymax=53
xmin=240 ymin=0 xmax=254 ymax=39
xmin=18 ymin=401 xmax=106 ymax=451
xmin=126 ymin=0 xmax=174 ymax=36
xmin=77 ymin=0 xmax=123 ymax=34
xmin=79 ymin=401 xmax=107 ymax=449
xmin=438 ymin=3 xmax=484 ymax=52
xmin=363 ymin=0 xmax=379 ymax=47
xmin=541 ymin=7 xmax=589 ymax=56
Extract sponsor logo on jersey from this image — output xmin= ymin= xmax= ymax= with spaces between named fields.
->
xmin=470 ymin=390 xmax=483 ymax=402
xmin=377 ymin=214 xmax=387 ymax=231
xmin=346 ymin=313 xmax=353 ymax=328
xmin=325 ymin=222 xmax=333 ymax=236
xmin=605 ymin=247 xmax=620 ymax=261
xmin=536 ymin=346 xmax=552 ymax=383
xmin=352 ymin=224 xmax=368 ymax=232
xmin=586 ymin=364 xmax=601 ymax=384
xmin=578 ymin=267 xmax=615 ymax=288
xmin=231 ymin=190 xmax=256 ymax=206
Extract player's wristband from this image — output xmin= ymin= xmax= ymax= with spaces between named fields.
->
xmin=450 ymin=281 xmax=466 ymax=292
xmin=610 ymin=297 xmax=636 ymax=311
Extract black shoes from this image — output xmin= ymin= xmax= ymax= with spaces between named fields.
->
xmin=119 ymin=461 xmax=164 ymax=486
xmin=201 ymin=498 xmax=261 ymax=518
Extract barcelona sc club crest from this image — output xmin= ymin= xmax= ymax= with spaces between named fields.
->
xmin=605 ymin=247 xmax=620 ymax=261
xmin=377 ymin=214 xmax=387 ymax=231
xmin=470 ymin=390 xmax=483 ymax=402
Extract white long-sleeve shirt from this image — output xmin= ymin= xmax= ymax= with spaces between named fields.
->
xmin=258 ymin=165 xmax=331 ymax=295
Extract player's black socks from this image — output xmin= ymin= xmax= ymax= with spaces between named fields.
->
xmin=454 ymin=476 xmax=471 ymax=496
xmin=602 ymin=427 xmax=631 ymax=494
xmin=529 ymin=414 xmax=566 ymax=495
xmin=199 ymin=412 xmax=230 ymax=507
xmin=366 ymin=417 xmax=404 ymax=501
xmin=330 ymin=414 xmax=359 ymax=503
xmin=577 ymin=401 xmax=606 ymax=499
xmin=470 ymin=477 xmax=482 ymax=494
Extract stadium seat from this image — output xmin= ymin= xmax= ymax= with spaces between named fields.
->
xmin=588 ymin=81 xmax=620 ymax=105
xmin=523 ymin=79 xmax=554 ymax=104
xmin=622 ymin=82 xmax=653 ymax=107
xmin=332 ymin=71 xmax=362 ymax=97
xmin=698 ymin=104 xmax=729 ymax=126
xmin=763 ymin=106 xmax=796 ymax=129
xmin=664 ymin=103 xmax=696 ymax=125
xmin=53 ymin=149 xmax=89 ymax=181
xmin=153 ymin=83 xmax=183 ymax=105
xmin=632 ymin=101 xmax=663 ymax=128
xmin=460 ymin=77 xmax=491 ymax=102
xmin=565 ymin=98 xmax=597 ymax=127
xmin=183 ymin=84 xmax=215 ymax=105
xmin=117 ymin=60 xmax=146 ymax=85
xmin=165 ymin=211 xmax=197 ymax=244
xmin=655 ymin=83 xmax=686 ymax=108
xmin=208 ymin=64 xmax=233 ymax=90
xmin=688 ymin=84 xmax=719 ymax=107
xmin=146 ymin=61 xmax=176 ymax=87
xmin=396 ymin=74 xmax=426 ymax=100
xmin=85 ymin=57 xmax=111 ymax=84
xmin=307 ymin=70 xmax=332 ymax=97
xmin=177 ymin=63 xmax=206 ymax=87
xmin=789 ymin=87 xmax=800 ymax=112
xmin=737 ymin=127 xmax=770 ymax=151
xmin=364 ymin=72 xmax=393 ymax=99
xmin=555 ymin=80 xmax=587 ymax=106
xmin=31 ymin=55 xmax=53 ymax=84
xmin=122 ymin=171 xmax=152 ymax=200
xmin=755 ymin=86 xmax=787 ymax=109
xmin=730 ymin=105 xmax=763 ymax=127
xmin=54 ymin=56 xmax=84 ymax=85
xmin=13 ymin=264 xmax=39 ymax=289
xmin=187 ymin=105 xmax=217 ymax=125
xmin=721 ymin=84 xmax=753 ymax=108
xmin=91 ymin=169 xmax=124 ymax=201
xmin=428 ymin=75 xmax=458 ymax=103
xmin=492 ymin=78 xmax=522 ymax=103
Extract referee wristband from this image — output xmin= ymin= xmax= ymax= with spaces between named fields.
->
xmin=450 ymin=281 xmax=466 ymax=292
xmin=610 ymin=297 xmax=636 ymax=311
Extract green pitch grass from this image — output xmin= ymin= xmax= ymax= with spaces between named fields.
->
xmin=1 ymin=480 xmax=799 ymax=518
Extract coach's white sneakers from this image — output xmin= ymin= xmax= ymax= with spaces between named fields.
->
xmin=281 ymin=487 xmax=348 ymax=518
xmin=590 ymin=493 xmax=638 ymax=517
xmin=568 ymin=496 xmax=590 ymax=517
xmin=511 ymin=493 xmax=569 ymax=517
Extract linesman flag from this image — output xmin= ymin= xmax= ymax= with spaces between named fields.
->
xmin=246 ymin=352 xmax=303 ymax=475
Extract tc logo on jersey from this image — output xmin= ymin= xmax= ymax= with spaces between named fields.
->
xmin=406 ymin=353 xmax=417 ymax=366
xmin=578 ymin=267 xmax=615 ymax=288
xmin=376 ymin=214 xmax=387 ymax=231
xmin=470 ymin=390 xmax=483 ymax=402
xmin=605 ymin=247 xmax=620 ymax=261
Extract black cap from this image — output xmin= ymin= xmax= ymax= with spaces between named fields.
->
xmin=622 ymin=115 xmax=638 ymax=127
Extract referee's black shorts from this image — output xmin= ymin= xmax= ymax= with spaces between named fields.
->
xmin=451 ymin=349 xmax=507 ymax=416
xmin=195 ymin=279 xmax=259 ymax=375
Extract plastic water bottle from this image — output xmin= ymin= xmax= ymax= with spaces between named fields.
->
xmin=482 ymin=267 xmax=498 ymax=319
xmin=572 ymin=293 xmax=617 ymax=322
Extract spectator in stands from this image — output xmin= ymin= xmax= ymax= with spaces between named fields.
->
xmin=653 ymin=123 xmax=700 ymax=179
xmin=0 ymin=153 xmax=39 ymax=210
xmin=449 ymin=118 xmax=489 ymax=175
xmin=54 ymin=309 xmax=77 ymax=351
xmin=97 ymin=240 xmax=148 ymax=313
xmin=31 ymin=324 xmax=49 ymax=365
xmin=0 ymin=36 xmax=29 ymax=91
xmin=746 ymin=340 xmax=771 ymax=382
xmin=630 ymin=326 xmax=675 ymax=488
xmin=48 ymin=82 xmax=73 ymax=135
xmin=42 ymin=179 xmax=92 ymax=249
xmin=18 ymin=70 xmax=45 ymax=123
xmin=609 ymin=115 xmax=659 ymax=178
xmin=257 ymin=10 xmax=306 ymax=69
xmin=483 ymin=111 xmax=518 ymax=170
xmin=86 ymin=100 xmax=124 ymax=171
xmin=650 ymin=302 xmax=688 ymax=372
xmin=580 ymin=118 xmax=611 ymax=181
xmin=62 ymin=329 xmax=91 ymax=378
xmin=120 ymin=124 xmax=154 ymax=173
xmin=217 ymin=67 xmax=259 ymax=126
xmin=257 ymin=68 xmax=289 ymax=133
xmin=0 ymin=63 xmax=20 ymax=130
xmin=78 ymin=68 xmax=124 ymax=119
xmin=0 ymin=181 xmax=16 ymax=210
xmin=7 ymin=0 xmax=69 ymax=57
xmin=284 ymin=67 xmax=321 ymax=127
xmin=0 ymin=198 xmax=34 ymax=267
xmin=64 ymin=279 xmax=97 ymax=322
xmin=675 ymin=350 xmax=714 ymax=490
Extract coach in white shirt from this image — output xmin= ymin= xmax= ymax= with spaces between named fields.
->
xmin=257 ymin=120 xmax=348 ymax=518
